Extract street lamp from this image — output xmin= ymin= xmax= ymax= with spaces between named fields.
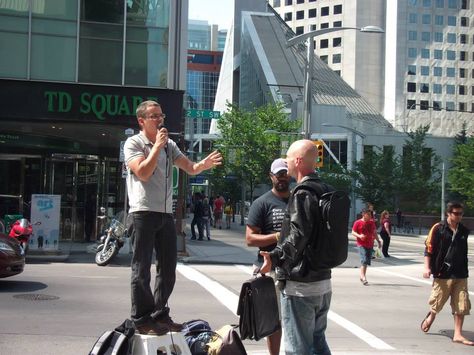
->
xmin=321 ymin=123 xmax=366 ymax=222
xmin=287 ymin=26 xmax=384 ymax=139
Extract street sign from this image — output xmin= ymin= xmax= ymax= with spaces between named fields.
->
xmin=185 ymin=109 xmax=221 ymax=119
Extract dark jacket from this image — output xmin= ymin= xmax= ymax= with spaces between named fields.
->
xmin=270 ymin=173 xmax=331 ymax=283
xmin=425 ymin=221 xmax=469 ymax=279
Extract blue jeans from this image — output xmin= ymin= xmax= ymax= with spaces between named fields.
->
xmin=130 ymin=211 xmax=177 ymax=325
xmin=281 ymin=291 xmax=332 ymax=355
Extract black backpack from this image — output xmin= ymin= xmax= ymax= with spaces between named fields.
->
xmin=293 ymin=177 xmax=350 ymax=270
xmin=89 ymin=319 xmax=134 ymax=355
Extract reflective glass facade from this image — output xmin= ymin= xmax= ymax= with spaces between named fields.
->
xmin=0 ymin=0 xmax=170 ymax=87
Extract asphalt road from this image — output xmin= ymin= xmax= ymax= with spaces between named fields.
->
xmin=0 ymin=235 xmax=473 ymax=354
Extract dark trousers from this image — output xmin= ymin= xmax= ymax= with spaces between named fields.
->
xmin=130 ymin=211 xmax=177 ymax=325
xmin=190 ymin=214 xmax=204 ymax=239
xmin=380 ymin=230 xmax=390 ymax=257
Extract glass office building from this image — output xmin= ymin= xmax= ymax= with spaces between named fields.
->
xmin=0 ymin=0 xmax=187 ymax=242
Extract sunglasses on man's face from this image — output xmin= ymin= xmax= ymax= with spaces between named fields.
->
xmin=272 ymin=171 xmax=288 ymax=179
xmin=449 ymin=211 xmax=463 ymax=216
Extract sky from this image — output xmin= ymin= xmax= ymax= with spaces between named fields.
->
xmin=188 ymin=0 xmax=234 ymax=30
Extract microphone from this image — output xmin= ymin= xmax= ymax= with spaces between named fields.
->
xmin=158 ymin=124 xmax=168 ymax=155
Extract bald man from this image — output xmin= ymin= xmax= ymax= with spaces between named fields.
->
xmin=261 ymin=139 xmax=332 ymax=355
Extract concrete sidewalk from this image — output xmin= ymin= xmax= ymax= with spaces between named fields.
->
xmin=26 ymin=214 xmax=435 ymax=263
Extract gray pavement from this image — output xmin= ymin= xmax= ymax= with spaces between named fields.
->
xmin=26 ymin=214 xmax=430 ymax=264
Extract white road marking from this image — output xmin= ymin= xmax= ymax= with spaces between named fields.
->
xmin=177 ymin=264 xmax=239 ymax=315
xmin=180 ymin=263 xmax=395 ymax=351
xmin=371 ymin=267 xmax=474 ymax=296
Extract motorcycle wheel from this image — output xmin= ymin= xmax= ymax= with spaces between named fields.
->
xmin=95 ymin=241 xmax=119 ymax=266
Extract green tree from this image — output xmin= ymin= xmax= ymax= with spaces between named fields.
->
xmin=352 ymin=146 xmax=399 ymax=211
xmin=399 ymin=126 xmax=441 ymax=213
xmin=448 ymin=135 xmax=474 ymax=210
xmin=213 ymin=102 xmax=300 ymax=200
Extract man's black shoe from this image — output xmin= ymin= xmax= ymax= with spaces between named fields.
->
xmin=190 ymin=237 xmax=196 ymax=240
xmin=156 ymin=315 xmax=183 ymax=332
xmin=135 ymin=322 xmax=168 ymax=336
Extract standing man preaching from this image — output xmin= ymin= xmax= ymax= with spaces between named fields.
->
xmin=124 ymin=100 xmax=222 ymax=335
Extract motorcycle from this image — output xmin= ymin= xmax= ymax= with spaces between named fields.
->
xmin=9 ymin=218 xmax=33 ymax=253
xmin=95 ymin=209 xmax=129 ymax=266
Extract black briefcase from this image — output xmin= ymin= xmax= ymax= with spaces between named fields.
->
xmin=236 ymin=274 xmax=281 ymax=341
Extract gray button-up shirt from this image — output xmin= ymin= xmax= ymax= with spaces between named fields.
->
xmin=124 ymin=132 xmax=183 ymax=213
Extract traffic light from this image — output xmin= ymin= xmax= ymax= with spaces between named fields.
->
xmin=313 ymin=140 xmax=324 ymax=168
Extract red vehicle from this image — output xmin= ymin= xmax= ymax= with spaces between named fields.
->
xmin=0 ymin=232 xmax=25 ymax=278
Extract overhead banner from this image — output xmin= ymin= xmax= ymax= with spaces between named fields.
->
xmin=30 ymin=194 xmax=61 ymax=250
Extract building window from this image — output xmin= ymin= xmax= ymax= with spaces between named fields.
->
xmin=422 ymin=14 xmax=431 ymax=24
xmin=420 ymin=83 xmax=429 ymax=93
xmin=408 ymin=65 xmax=416 ymax=75
xmin=433 ymin=67 xmax=442 ymax=76
xmin=447 ymin=67 xmax=455 ymax=77
xmin=407 ymin=99 xmax=416 ymax=109
xmin=421 ymin=49 xmax=430 ymax=58
xmin=433 ymin=83 xmax=442 ymax=93
xmin=297 ymin=0 xmax=304 ymax=3
xmin=285 ymin=0 xmax=293 ymax=5
xmin=310 ymin=24 xmax=317 ymax=31
xmin=296 ymin=10 xmax=304 ymax=20
xmin=320 ymin=39 xmax=329 ymax=48
xmin=421 ymin=32 xmax=431 ymax=41
xmin=461 ymin=17 xmax=469 ymax=26
xmin=460 ymin=34 xmax=468 ymax=44
xmin=332 ymin=53 xmax=341 ymax=64
xmin=409 ymin=31 xmax=417 ymax=40
xmin=462 ymin=0 xmax=469 ymax=9
xmin=434 ymin=32 xmax=443 ymax=42
xmin=433 ymin=101 xmax=442 ymax=110
xmin=472 ymin=69 xmax=474 ymax=78
xmin=447 ymin=33 xmax=456 ymax=43
xmin=333 ymin=37 xmax=342 ymax=47
xmin=436 ymin=0 xmax=445 ymax=7
xmin=273 ymin=0 xmax=281 ymax=6
xmin=407 ymin=82 xmax=416 ymax=92
xmin=460 ymin=51 xmax=467 ymax=61
xmin=434 ymin=15 xmax=443 ymax=25
xmin=447 ymin=16 xmax=456 ymax=26
xmin=409 ymin=13 xmax=418 ymax=24
xmin=334 ymin=4 xmax=342 ymax=14
xmin=446 ymin=84 xmax=455 ymax=94
xmin=321 ymin=6 xmax=330 ymax=16
xmin=309 ymin=9 xmax=317 ymax=18
xmin=421 ymin=66 xmax=429 ymax=75
xmin=284 ymin=12 xmax=292 ymax=21
xmin=420 ymin=100 xmax=429 ymax=109
xmin=446 ymin=101 xmax=455 ymax=111
xmin=321 ymin=22 xmax=329 ymax=28
xmin=320 ymin=55 xmax=328 ymax=63
xmin=333 ymin=21 xmax=342 ymax=27
xmin=408 ymin=48 xmax=417 ymax=58
xmin=434 ymin=49 xmax=443 ymax=59
xmin=295 ymin=26 xmax=304 ymax=35
xmin=459 ymin=85 xmax=466 ymax=95
xmin=472 ymin=103 xmax=474 ymax=112
xmin=447 ymin=50 xmax=456 ymax=60
xmin=448 ymin=0 xmax=458 ymax=8
xmin=459 ymin=102 xmax=466 ymax=111
xmin=423 ymin=0 xmax=432 ymax=6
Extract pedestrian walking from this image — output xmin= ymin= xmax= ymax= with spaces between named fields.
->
xmin=352 ymin=208 xmax=381 ymax=285
xmin=260 ymin=140 xmax=333 ymax=355
xmin=191 ymin=192 xmax=204 ymax=240
xmin=213 ymin=195 xmax=224 ymax=229
xmin=421 ymin=201 xmax=473 ymax=346
xmin=124 ymin=100 xmax=222 ymax=335
xmin=201 ymin=197 xmax=212 ymax=240
xmin=246 ymin=158 xmax=290 ymax=355
xmin=379 ymin=210 xmax=392 ymax=257
xmin=224 ymin=199 xmax=233 ymax=229
xmin=396 ymin=208 xmax=403 ymax=228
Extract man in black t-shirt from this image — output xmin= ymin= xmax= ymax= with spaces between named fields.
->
xmin=246 ymin=158 xmax=290 ymax=355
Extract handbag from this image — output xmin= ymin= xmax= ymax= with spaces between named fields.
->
xmin=236 ymin=271 xmax=281 ymax=341
xmin=206 ymin=325 xmax=247 ymax=355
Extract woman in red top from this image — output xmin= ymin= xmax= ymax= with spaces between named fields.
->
xmin=352 ymin=209 xmax=381 ymax=285
xmin=379 ymin=210 xmax=392 ymax=257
